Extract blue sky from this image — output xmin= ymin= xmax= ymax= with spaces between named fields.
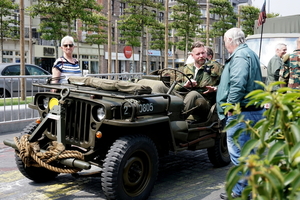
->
xmin=251 ymin=0 xmax=299 ymax=17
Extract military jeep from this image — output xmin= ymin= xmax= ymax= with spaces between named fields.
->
xmin=4 ymin=68 xmax=230 ymax=200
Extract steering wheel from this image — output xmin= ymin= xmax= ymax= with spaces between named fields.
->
xmin=159 ymin=68 xmax=194 ymax=95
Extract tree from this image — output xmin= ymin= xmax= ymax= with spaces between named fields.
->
xmin=148 ymin=21 xmax=171 ymax=73
xmin=170 ymin=0 xmax=202 ymax=60
xmin=0 ymin=0 xmax=19 ymax=63
xmin=239 ymin=6 xmax=280 ymax=37
xmin=267 ymin=12 xmax=280 ymax=18
xmin=209 ymin=0 xmax=236 ymax=62
xmin=29 ymin=0 xmax=107 ymax=60
xmin=239 ymin=5 xmax=260 ymax=36
xmin=118 ymin=0 xmax=164 ymax=73
xmin=80 ymin=10 xmax=107 ymax=74
xmin=224 ymin=81 xmax=300 ymax=200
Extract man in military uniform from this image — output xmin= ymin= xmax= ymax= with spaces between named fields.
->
xmin=266 ymin=43 xmax=287 ymax=91
xmin=153 ymin=41 xmax=223 ymax=118
xmin=279 ymin=37 xmax=300 ymax=89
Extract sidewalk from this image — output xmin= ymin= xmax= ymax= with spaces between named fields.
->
xmin=0 ymin=104 xmax=37 ymax=134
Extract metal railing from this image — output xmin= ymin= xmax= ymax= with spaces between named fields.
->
xmin=0 ymin=73 xmax=143 ymax=125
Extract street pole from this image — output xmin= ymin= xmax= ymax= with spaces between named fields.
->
xmin=164 ymin=0 xmax=169 ymax=69
xmin=206 ymin=0 xmax=209 ymax=46
xmin=20 ymin=0 xmax=25 ymax=100
xmin=115 ymin=20 xmax=119 ymax=73
xmin=107 ymin=0 xmax=112 ymax=76
xmin=29 ymin=0 xmax=33 ymax=64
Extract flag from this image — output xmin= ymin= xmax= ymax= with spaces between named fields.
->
xmin=257 ymin=0 xmax=267 ymax=27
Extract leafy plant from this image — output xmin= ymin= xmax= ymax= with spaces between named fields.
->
xmin=224 ymin=81 xmax=300 ymax=200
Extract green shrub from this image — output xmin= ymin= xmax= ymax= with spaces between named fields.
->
xmin=0 ymin=97 xmax=33 ymax=106
xmin=224 ymin=81 xmax=300 ymax=200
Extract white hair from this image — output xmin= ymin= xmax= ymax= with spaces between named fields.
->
xmin=61 ymin=36 xmax=75 ymax=47
xmin=275 ymin=43 xmax=287 ymax=50
xmin=224 ymin=28 xmax=245 ymax=46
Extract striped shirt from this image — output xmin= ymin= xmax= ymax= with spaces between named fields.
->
xmin=53 ymin=56 xmax=81 ymax=83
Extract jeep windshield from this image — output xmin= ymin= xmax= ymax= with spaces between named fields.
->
xmin=246 ymin=33 xmax=300 ymax=67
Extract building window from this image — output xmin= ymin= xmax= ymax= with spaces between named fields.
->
xmin=111 ymin=0 xmax=114 ymax=15
xmin=158 ymin=12 xmax=164 ymax=22
xmin=120 ymin=2 xmax=125 ymax=15
xmin=14 ymin=13 xmax=20 ymax=22
xmin=73 ymin=19 xmax=77 ymax=31
xmin=201 ymin=9 xmax=206 ymax=17
xmin=152 ymin=10 xmax=157 ymax=20
xmin=112 ymin=27 xmax=115 ymax=42
xmin=32 ymin=28 xmax=37 ymax=38
xmin=25 ymin=27 xmax=29 ymax=38
xmin=2 ymin=51 xmax=13 ymax=55
xmin=120 ymin=34 xmax=125 ymax=44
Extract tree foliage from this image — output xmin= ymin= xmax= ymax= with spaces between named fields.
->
xmin=239 ymin=5 xmax=260 ymax=36
xmin=170 ymin=0 xmax=202 ymax=57
xmin=0 ymin=0 xmax=19 ymax=62
xmin=148 ymin=21 xmax=171 ymax=71
xmin=209 ymin=0 xmax=236 ymax=62
xmin=118 ymin=0 xmax=164 ymax=72
xmin=29 ymin=0 xmax=107 ymax=59
xmin=267 ymin=12 xmax=280 ymax=18
xmin=209 ymin=0 xmax=236 ymax=38
xmin=224 ymin=81 xmax=300 ymax=200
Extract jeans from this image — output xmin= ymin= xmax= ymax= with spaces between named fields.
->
xmin=226 ymin=109 xmax=265 ymax=196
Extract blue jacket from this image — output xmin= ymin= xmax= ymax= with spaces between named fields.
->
xmin=216 ymin=43 xmax=263 ymax=120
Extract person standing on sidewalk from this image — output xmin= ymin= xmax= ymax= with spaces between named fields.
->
xmin=266 ymin=43 xmax=287 ymax=91
xmin=216 ymin=28 xmax=264 ymax=199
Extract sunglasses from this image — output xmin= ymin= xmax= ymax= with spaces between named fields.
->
xmin=63 ymin=44 xmax=74 ymax=47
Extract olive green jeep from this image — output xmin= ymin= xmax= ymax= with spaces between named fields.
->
xmin=4 ymin=68 xmax=230 ymax=200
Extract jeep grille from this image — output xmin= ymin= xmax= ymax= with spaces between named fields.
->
xmin=46 ymin=99 xmax=93 ymax=147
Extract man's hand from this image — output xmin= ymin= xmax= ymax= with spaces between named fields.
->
xmin=203 ymin=86 xmax=217 ymax=94
xmin=184 ymin=79 xmax=197 ymax=88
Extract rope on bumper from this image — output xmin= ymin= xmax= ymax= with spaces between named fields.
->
xmin=14 ymin=134 xmax=84 ymax=173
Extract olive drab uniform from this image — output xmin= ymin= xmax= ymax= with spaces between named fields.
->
xmin=176 ymin=59 xmax=223 ymax=105
xmin=279 ymin=50 xmax=300 ymax=89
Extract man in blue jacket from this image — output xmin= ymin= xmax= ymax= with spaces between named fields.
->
xmin=217 ymin=28 xmax=264 ymax=199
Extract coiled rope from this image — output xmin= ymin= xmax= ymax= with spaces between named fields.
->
xmin=14 ymin=134 xmax=84 ymax=173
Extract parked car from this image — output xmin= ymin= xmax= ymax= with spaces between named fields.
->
xmin=0 ymin=63 xmax=51 ymax=98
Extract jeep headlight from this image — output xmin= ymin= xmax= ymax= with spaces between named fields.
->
xmin=37 ymin=96 xmax=49 ymax=110
xmin=43 ymin=97 xmax=49 ymax=109
xmin=96 ymin=106 xmax=105 ymax=121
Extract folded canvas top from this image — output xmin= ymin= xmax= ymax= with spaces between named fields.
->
xmin=68 ymin=76 xmax=152 ymax=95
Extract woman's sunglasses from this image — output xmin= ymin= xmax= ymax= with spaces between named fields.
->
xmin=63 ymin=44 xmax=74 ymax=47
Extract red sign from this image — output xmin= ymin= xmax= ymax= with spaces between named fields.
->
xmin=123 ymin=46 xmax=133 ymax=59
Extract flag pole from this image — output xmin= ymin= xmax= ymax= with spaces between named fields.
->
xmin=258 ymin=24 xmax=264 ymax=59
xmin=257 ymin=0 xmax=266 ymax=59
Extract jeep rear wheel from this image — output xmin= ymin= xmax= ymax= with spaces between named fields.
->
xmin=102 ymin=135 xmax=158 ymax=200
xmin=207 ymin=131 xmax=231 ymax=167
xmin=15 ymin=122 xmax=59 ymax=182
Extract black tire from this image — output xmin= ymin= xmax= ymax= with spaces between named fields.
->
xmin=207 ymin=131 xmax=231 ymax=167
xmin=0 ymin=88 xmax=11 ymax=98
xmin=102 ymin=135 xmax=159 ymax=200
xmin=15 ymin=122 xmax=59 ymax=182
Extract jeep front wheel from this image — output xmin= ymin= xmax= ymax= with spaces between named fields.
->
xmin=15 ymin=122 xmax=59 ymax=182
xmin=102 ymin=135 xmax=158 ymax=200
